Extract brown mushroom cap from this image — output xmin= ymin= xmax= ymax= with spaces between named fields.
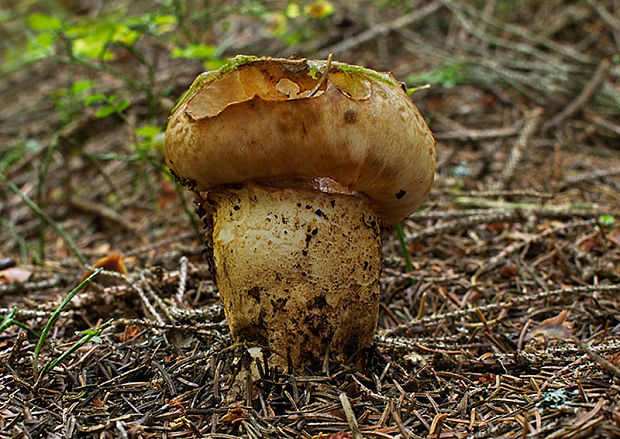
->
xmin=164 ymin=56 xmax=436 ymax=225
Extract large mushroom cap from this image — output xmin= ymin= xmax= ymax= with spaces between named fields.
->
xmin=164 ymin=55 xmax=436 ymax=224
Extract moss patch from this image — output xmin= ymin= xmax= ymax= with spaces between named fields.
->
xmin=310 ymin=59 xmax=398 ymax=87
xmin=219 ymin=54 xmax=260 ymax=73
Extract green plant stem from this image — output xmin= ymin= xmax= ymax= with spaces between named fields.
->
xmin=125 ymin=45 xmax=157 ymax=116
xmin=82 ymin=152 xmax=143 ymax=162
xmin=171 ymin=0 xmax=197 ymax=44
xmin=42 ymin=318 xmax=113 ymax=374
xmin=33 ymin=267 xmax=102 ymax=375
xmin=142 ymin=156 xmax=199 ymax=232
xmin=394 ymin=222 xmax=416 ymax=287
xmin=0 ymin=307 xmax=18 ymax=333
xmin=0 ymin=218 xmax=29 ymax=261
xmin=0 ymin=171 xmax=87 ymax=265
xmin=173 ymin=179 xmax=199 ymax=231
xmin=13 ymin=320 xmax=41 ymax=338
xmin=37 ymin=136 xmax=59 ymax=262
xmin=0 ymin=307 xmax=40 ymax=338
xmin=55 ymin=36 xmax=148 ymax=95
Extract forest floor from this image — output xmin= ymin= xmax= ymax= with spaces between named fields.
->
xmin=1 ymin=1 xmax=619 ymax=438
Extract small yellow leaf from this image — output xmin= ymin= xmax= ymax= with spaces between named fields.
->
xmin=304 ymin=1 xmax=335 ymax=18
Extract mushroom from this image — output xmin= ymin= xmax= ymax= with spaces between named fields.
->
xmin=164 ymin=55 xmax=436 ymax=370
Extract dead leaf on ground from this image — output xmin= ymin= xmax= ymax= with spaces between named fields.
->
xmin=0 ymin=267 xmax=32 ymax=284
xmin=526 ymin=309 xmax=573 ymax=343
xmin=607 ymin=352 xmax=620 ymax=368
xmin=220 ymin=407 xmax=246 ymax=423
xmin=80 ymin=253 xmax=128 ymax=284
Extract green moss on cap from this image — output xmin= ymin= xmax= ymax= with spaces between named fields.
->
xmin=170 ymin=55 xmax=398 ymax=116
xmin=307 ymin=59 xmax=398 ymax=87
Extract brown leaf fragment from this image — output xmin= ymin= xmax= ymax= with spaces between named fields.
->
xmin=500 ymin=261 xmax=519 ymax=278
xmin=607 ymin=352 xmax=620 ymax=368
xmin=0 ymin=267 xmax=32 ymax=284
xmin=80 ymin=253 xmax=128 ymax=285
xmin=220 ymin=407 xmax=246 ymax=423
xmin=116 ymin=325 xmax=141 ymax=342
xmin=478 ymin=373 xmax=496 ymax=385
xmin=78 ymin=254 xmax=128 ymax=296
xmin=92 ymin=396 xmax=106 ymax=409
xmin=526 ymin=309 xmax=573 ymax=342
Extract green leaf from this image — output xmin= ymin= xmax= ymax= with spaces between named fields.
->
xmin=406 ymin=63 xmax=470 ymax=88
xmin=286 ymin=3 xmax=302 ymax=18
xmin=135 ymin=125 xmax=161 ymax=138
xmin=64 ymin=21 xmax=117 ymax=38
xmin=67 ymin=22 xmax=139 ymax=58
xmin=33 ymin=268 xmax=102 ymax=374
xmin=304 ymin=1 xmax=335 ymax=18
xmin=63 ymin=22 xmax=95 ymax=38
xmin=26 ymin=13 xmax=62 ymax=31
xmin=153 ymin=14 xmax=178 ymax=25
xmin=203 ymin=58 xmax=227 ymax=70
xmin=41 ymin=316 xmax=111 ymax=374
xmin=110 ymin=25 xmax=140 ymax=46
xmin=0 ymin=307 xmax=18 ymax=333
xmin=35 ymin=32 xmax=56 ymax=49
xmin=71 ymin=80 xmax=94 ymax=95
xmin=152 ymin=14 xmax=177 ymax=33
xmin=72 ymin=35 xmax=113 ymax=60
xmin=95 ymin=105 xmax=116 ymax=118
xmin=172 ymin=44 xmax=216 ymax=60
xmin=407 ymin=83 xmax=431 ymax=95
xmin=599 ymin=215 xmax=615 ymax=226
xmin=114 ymin=99 xmax=130 ymax=112
xmin=84 ymin=93 xmax=106 ymax=105
xmin=26 ymin=33 xmax=56 ymax=56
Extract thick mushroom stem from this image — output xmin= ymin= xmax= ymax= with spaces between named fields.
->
xmin=202 ymin=182 xmax=383 ymax=370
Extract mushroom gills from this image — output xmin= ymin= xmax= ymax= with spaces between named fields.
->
xmin=202 ymin=181 xmax=383 ymax=370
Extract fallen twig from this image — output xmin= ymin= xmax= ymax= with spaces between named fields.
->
xmin=380 ymin=284 xmax=620 ymax=335
xmin=572 ymin=336 xmax=620 ymax=379
xmin=495 ymin=107 xmax=543 ymax=190
xmin=434 ymin=125 xmax=519 ymax=141
xmin=542 ymin=58 xmax=611 ymax=131
xmin=69 ymin=196 xmax=137 ymax=232
xmin=316 ymin=2 xmax=441 ymax=58
xmin=340 ymin=393 xmax=364 ymax=439
xmin=557 ymin=167 xmax=620 ymax=191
